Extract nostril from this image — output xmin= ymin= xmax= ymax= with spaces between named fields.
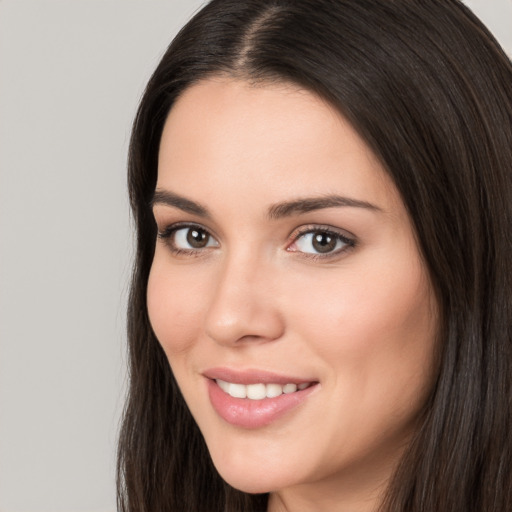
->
xmin=204 ymin=297 xmax=285 ymax=346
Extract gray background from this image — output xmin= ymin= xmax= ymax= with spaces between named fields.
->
xmin=0 ymin=1 xmax=510 ymax=511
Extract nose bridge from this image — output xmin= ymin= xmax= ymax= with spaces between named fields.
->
xmin=204 ymin=247 xmax=284 ymax=345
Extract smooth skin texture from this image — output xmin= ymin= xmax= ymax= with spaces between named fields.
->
xmin=147 ymin=78 xmax=439 ymax=512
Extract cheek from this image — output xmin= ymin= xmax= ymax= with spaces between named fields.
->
xmin=146 ymin=257 xmax=206 ymax=356
xmin=284 ymin=253 xmax=437 ymax=394
xmin=289 ymin=270 xmax=431 ymax=342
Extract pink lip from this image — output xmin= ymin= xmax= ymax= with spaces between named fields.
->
xmin=203 ymin=367 xmax=314 ymax=385
xmin=203 ymin=368 xmax=318 ymax=429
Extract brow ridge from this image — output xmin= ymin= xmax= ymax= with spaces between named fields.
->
xmin=151 ymin=190 xmax=380 ymax=219
xmin=267 ymin=195 xmax=381 ymax=219
xmin=151 ymin=189 xmax=210 ymax=217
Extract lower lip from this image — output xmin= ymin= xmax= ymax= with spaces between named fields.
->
xmin=207 ymin=379 xmax=317 ymax=429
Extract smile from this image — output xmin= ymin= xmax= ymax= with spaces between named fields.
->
xmin=205 ymin=370 xmax=319 ymax=429
xmin=216 ymin=379 xmax=312 ymax=400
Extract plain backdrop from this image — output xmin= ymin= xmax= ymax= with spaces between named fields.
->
xmin=0 ymin=1 xmax=510 ymax=511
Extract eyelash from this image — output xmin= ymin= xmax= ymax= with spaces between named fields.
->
xmin=157 ymin=223 xmax=217 ymax=258
xmin=157 ymin=222 xmax=356 ymax=260
xmin=287 ymin=225 xmax=356 ymax=260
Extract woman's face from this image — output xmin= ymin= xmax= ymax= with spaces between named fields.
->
xmin=148 ymin=78 xmax=438 ymax=507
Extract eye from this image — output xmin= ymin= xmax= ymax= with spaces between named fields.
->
xmin=158 ymin=224 xmax=219 ymax=252
xmin=174 ymin=226 xmax=216 ymax=249
xmin=288 ymin=227 xmax=355 ymax=257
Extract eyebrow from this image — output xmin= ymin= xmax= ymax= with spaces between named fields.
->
xmin=267 ymin=195 xmax=381 ymax=219
xmin=151 ymin=189 xmax=381 ymax=219
xmin=152 ymin=189 xmax=211 ymax=218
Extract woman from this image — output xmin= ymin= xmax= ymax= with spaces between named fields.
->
xmin=117 ymin=1 xmax=512 ymax=510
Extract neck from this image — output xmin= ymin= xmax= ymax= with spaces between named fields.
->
xmin=266 ymin=450 xmax=399 ymax=512
xmin=268 ymin=484 xmax=384 ymax=512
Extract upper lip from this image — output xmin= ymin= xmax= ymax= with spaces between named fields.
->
xmin=202 ymin=367 xmax=317 ymax=385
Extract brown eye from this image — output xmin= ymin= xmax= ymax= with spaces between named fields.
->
xmin=186 ymin=227 xmax=210 ymax=248
xmin=311 ymin=232 xmax=337 ymax=253
xmin=160 ymin=225 xmax=219 ymax=251
xmin=290 ymin=228 xmax=354 ymax=256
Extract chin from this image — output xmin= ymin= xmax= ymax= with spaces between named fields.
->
xmin=222 ymin=475 xmax=274 ymax=495
xmin=207 ymin=445 xmax=294 ymax=495
xmin=216 ymin=469 xmax=285 ymax=495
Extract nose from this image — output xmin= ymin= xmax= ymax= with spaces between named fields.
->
xmin=204 ymin=252 xmax=285 ymax=346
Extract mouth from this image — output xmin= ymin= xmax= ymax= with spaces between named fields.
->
xmin=203 ymin=368 xmax=319 ymax=428
xmin=215 ymin=379 xmax=313 ymax=400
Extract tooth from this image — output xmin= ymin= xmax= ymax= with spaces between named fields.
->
xmin=218 ymin=380 xmax=308 ymax=399
xmin=217 ymin=379 xmax=230 ymax=393
xmin=283 ymin=383 xmax=297 ymax=394
xmin=229 ymin=383 xmax=247 ymax=398
xmin=247 ymin=383 xmax=266 ymax=400
xmin=266 ymin=383 xmax=283 ymax=398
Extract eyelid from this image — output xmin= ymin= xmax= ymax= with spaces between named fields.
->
xmin=157 ymin=222 xmax=219 ymax=254
xmin=157 ymin=221 xmax=217 ymax=238
xmin=286 ymin=224 xmax=356 ymax=259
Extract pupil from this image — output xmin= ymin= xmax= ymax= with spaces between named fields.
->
xmin=187 ymin=228 xmax=208 ymax=248
xmin=312 ymin=232 xmax=336 ymax=253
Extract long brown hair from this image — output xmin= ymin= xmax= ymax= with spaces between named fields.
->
xmin=118 ymin=1 xmax=512 ymax=510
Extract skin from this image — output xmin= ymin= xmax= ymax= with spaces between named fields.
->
xmin=147 ymin=78 xmax=439 ymax=512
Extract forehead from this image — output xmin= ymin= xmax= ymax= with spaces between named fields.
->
xmin=157 ymin=78 xmax=399 ymax=212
